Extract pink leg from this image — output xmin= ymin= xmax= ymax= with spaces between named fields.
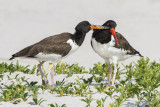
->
xmin=50 ymin=66 xmax=55 ymax=88
xmin=112 ymin=64 xmax=117 ymax=85
xmin=37 ymin=61 xmax=48 ymax=86
xmin=106 ymin=59 xmax=112 ymax=86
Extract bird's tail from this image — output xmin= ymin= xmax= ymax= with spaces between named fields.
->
xmin=9 ymin=55 xmax=15 ymax=60
xmin=136 ymin=51 xmax=143 ymax=57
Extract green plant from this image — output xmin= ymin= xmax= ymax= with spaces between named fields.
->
xmin=0 ymin=83 xmax=18 ymax=102
xmin=48 ymin=79 xmax=74 ymax=96
xmin=96 ymin=96 xmax=107 ymax=107
xmin=1 ymin=57 xmax=160 ymax=106
xmin=80 ymin=76 xmax=93 ymax=85
xmin=49 ymin=103 xmax=67 ymax=107
xmin=89 ymin=62 xmax=109 ymax=76
xmin=32 ymin=95 xmax=46 ymax=105
xmin=48 ymin=85 xmax=55 ymax=94
xmin=53 ymin=83 xmax=74 ymax=96
xmin=56 ymin=78 xmax=66 ymax=86
xmin=105 ymin=86 xmax=115 ymax=103
xmin=113 ymin=81 xmax=135 ymax=107
xmin=74 ymin=79 xmax=91 ymax=97
xmin=0 ymin=83 xmax=29 ymax=102
xmin=93 ymin=75 xmax=104 ymax=83
xmin=38 ymin=84 xmax=46 ymax=94
xmin=68 ymin=63 xmax=87 ymax=76
xmin=89 ymin=62 xmax=121 ymax=81
xmin=0 ymin=74 xmax=4 ymax=80
xmin=30 ymin=86 xmax=39 ymax=96
xmin=94 ymin=83 xmax=107 ymax=93
xmin=132 ymin=57 xmax=160 ymax=106
xmin=55 ymin=62 xmax=87 ymax=77
xmin=12 ymin=99 xmax=21 ymax=104
xmin=26 ymin=81 xmax=39 ymax=96
xmin=81 ymin=95 xmax=94 ymax=107
xmin=0 ymin=61 xmax=36 ymax=74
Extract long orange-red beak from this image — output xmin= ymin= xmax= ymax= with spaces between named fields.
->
xmin=90 ymin=25 xmax=107 ymax=29
xmin=110 ymin=28 xmax=119 ymax=45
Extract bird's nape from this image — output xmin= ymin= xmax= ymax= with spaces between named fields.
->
xmin=103 ymin=20 xmax=117 ymax=28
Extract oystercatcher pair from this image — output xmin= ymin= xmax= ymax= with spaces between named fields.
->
xmin=10 ymin=21 xmax=102 ymax=88
xmin=10 ymin=20 xmax=143 ymax=87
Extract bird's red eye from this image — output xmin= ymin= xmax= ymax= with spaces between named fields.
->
xmin=107 ymin=24 xmax=109 ymax=26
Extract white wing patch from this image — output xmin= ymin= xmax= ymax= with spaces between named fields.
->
xmin=66 ymin=39 xmax=79 ymax=57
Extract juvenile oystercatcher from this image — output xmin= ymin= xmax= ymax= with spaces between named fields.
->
xmin=91 ymin=20 xmax=143 ymax=86
xmin=10 ymin=21 xmax=102 ymax=88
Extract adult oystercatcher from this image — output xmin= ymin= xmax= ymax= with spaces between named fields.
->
xmin=91 ymin=20 xmax=143 ymax=86
xmin=10 ymin=21 xmax=102 ymax=88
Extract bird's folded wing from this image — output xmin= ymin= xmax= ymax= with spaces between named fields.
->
xmin=115 ymin=32 xmax=141 ymax=56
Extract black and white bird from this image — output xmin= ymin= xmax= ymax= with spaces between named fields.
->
xmin=91 ymin=20 xmax=143 ymax=86
xmin=10 ymin=21 xmax=102 ymax=88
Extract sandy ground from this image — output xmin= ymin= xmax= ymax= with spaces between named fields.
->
xmin=0 ymin=72 xmax=148 ymax=107
xmin=0 ymin=0 xmax=160 ymax=106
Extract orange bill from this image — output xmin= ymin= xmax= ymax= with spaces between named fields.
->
xmin=110 ymin=28 xmax=119 ymax=45
xmin=90 ymin=25 xmax=108 ymax=29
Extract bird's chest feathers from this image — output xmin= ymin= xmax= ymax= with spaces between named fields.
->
xmin=92 ymin=36 xmax=128 ymax=58
xmin=92 ymin=36 xmax=115 ymax=55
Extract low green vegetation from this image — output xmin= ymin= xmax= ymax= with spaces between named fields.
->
xmin=55 ymin=62 xmax=87 ymax=77
xmin=49 ymin=103 xmax=67 ymax=107
xmin=0 ymin=61 xmax=36 ymax=74
xmin=81 ymin=95 xmax=94 ymax=107
xmin=0 ymin=57 xmax=160 ymax=107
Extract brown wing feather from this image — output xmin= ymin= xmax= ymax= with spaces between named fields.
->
xmin=38 ymin=33 xmax=72 ymax=45
xmin=10 ymin=33 xmax=73 ymax=60
xmin=115 ymin=32 xmax=143 ymax=57
xmin=28 ymin=43 xmax=71 ymax=57
xmin=9 ymin=44 xmax=35 ymax=60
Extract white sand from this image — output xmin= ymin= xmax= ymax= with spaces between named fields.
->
xmin=0 ymin=72 xmax=147 ymax=107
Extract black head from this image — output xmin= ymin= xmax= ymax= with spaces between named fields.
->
xmin=103 ymin=20 xmax=119 ymax=45
xmin=103 ymin=20 xmax=117 ymax=29
xmin=75 ymin=21 xmax=91 ymax=33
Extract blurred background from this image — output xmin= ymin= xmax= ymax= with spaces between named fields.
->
xmin=0 ymin=0 xmax=160 ymax=69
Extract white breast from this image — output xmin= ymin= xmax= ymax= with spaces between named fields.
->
xmin=66 ymin=39 xmax=79 ymax=57
xmin=91 ymin=37 xmax=133 ymax=63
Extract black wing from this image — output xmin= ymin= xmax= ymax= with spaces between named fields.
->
xmin=115 ymin=32 xmax=143 ymax=57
